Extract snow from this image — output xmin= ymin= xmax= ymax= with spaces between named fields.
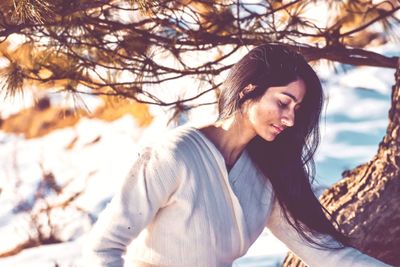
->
xmin=0 ymin=41 xmax=398 ymax=267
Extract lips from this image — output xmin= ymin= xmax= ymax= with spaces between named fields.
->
xmin=272 ymin=124 xmax=284 ymax=133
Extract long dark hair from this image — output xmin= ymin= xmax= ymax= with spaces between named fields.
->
xmin=218 ymin=44 xmax=352 ymax=249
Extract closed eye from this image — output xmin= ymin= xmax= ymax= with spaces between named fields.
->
xmin=278 ymin=100 xmax=289 ymax=108
xmin=279 ymin=100 xmax=301 ymax=112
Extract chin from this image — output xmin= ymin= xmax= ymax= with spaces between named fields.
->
xmin=258 ymin=132 xmax=277 ymax=142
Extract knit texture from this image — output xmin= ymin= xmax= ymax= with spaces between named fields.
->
xmin=83 ymin=125 xmax=392 ymax=267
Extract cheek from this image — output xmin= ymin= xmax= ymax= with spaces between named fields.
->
xmin=258 ymin=102 xmax=279 ymax=119
xmin=248 ymin=105 xmax=277 ymax=125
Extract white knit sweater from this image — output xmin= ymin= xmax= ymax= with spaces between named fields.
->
xmin=82 ymin=125 xmax=392 ymax=267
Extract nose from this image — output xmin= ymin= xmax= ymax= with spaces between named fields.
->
xmin=281 ymin=110 xmax=295 ymax=127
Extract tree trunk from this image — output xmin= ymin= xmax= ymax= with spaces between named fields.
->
xmin=282 ymin=60 xmax=400 ymax=267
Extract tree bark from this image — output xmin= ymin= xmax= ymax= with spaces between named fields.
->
xmin=282 ymin=60 xmax=400 ymax=267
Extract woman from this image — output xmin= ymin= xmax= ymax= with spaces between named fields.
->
xmin=83 ymin=44 xmax=392 ymax=266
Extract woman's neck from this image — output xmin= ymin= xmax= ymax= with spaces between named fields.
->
xmin=199 ymin=114 xmax=255 ymax=166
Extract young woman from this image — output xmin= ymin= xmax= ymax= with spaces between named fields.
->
xmin=83 ymin=44 xmax=392 ymax=267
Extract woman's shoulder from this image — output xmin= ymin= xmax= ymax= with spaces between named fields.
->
xmin=138 ymin=124 xmax=201 ymax=160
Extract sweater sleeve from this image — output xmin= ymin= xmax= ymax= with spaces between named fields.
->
xmin=82 ymin=145 xmax=181 ymax=267
xmin=266 ymin=198 xmax=393 ymax=267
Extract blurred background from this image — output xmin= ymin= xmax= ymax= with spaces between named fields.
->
xmin=0 ymin=0 xmax=399 ymax=266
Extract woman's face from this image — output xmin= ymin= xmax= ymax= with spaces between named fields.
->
xmin=244 ymin=79 xmax=306 ymax=141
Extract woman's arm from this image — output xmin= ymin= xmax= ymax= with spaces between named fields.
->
xmin=266 ymin=198 xmax=393 ymax=267
xmin=82 ymin=145 xmax=181 ymax=267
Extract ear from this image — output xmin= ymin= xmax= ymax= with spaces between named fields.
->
xmin=239 ymin=84 xmax=256 ymax=99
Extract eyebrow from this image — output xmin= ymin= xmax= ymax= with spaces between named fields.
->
xmin=282 ymin=92 xmax=301 ymax=104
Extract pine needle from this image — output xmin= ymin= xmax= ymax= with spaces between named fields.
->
xmin=127 ymin=0 xmax=157 ymax=16
xmin=11 ymin=0 xmax=54 ymax=24
xmin=0 ymin=62 xmax=24 ymax=99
